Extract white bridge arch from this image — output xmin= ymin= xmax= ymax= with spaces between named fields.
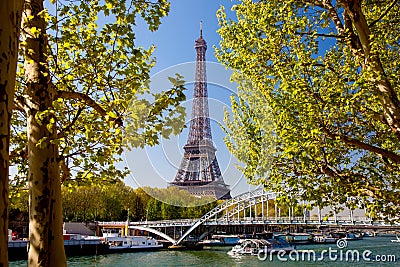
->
xmin=126 ymin=188 xmax=278 ymax=245
xmin=174 ymin=188 xmax=276 ymax=244
xmin=128 ymin=225 xmax=176 ymax=243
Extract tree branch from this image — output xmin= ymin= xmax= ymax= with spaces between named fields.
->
xmin=57 ymin=107 xmax=83 ymax=139
xmin=369 ymin=0 xmax=399 ymax=28
xmin=57 ymin=91 xmax=105 ymax=116
xmin=56 ymin=90 xmax=122 ymax=126
xmin=299 ymin=1 xmax=324 ymax=8
xmin=319 ymin=163 xmax=400 ymax=205
xmin=322 ymin=0 xmax=345 ymax=34
xmin=60 ymin=158 xmax=70 ymax=184
xmin=295 ymin=31 xmax=345 ymax=39
xmin=343 ymin=10 xmax=365 ymax=64
xmin=340 ymin=0 xmax=400 ymax=140
xmin=301 ymin=62 xmax=353 ymax=83
xmin=9 ymin=145 xmax=28 ymax=160
xmin=322 ymin=127 xmax=400 ymax=163
xmin=369 ymin=109 xmax=388 ymax=125
xmin=13 ymin=95 xmax=29 ymax=112
xmin=57 ymin=150 xmax=86 ymax=162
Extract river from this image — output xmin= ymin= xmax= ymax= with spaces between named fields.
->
xmin=10 ymin=236 xmax=399 ymax=266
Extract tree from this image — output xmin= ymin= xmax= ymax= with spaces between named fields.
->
xmin=133 ymin=187 xmax=151 ymax=221
xmin=160 ymin=202 xmax=179 ymax=220
xmin=14 ymin=0 xmax=185 ymax=265
xmin=9 ymin=188 xmax=29 ymax=226
xmin=60 ymin=184 xmax=219 ymax=221
xmin=146 ymin=198 xmax=162 ymax=221
xmin=216 ymin=0 xmax=400 ymax=220
xmin=102 ymin=186 xmax=123 ymax=221
xmin=62 ymin=185 xmax=106 ymax=221
xmin=0 ymin=1 xmax=23 ymax=264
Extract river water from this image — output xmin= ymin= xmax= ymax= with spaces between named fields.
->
xmin=10 ymin=236 xmax=399 ymax=266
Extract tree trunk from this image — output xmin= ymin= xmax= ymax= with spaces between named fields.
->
xmin=341 ymin=0 xmax=400 ymax=139
xmin=21 ymin=0 xmax=66 ymax=266
xmin=0 ymin=1 xmax=23 ymax=265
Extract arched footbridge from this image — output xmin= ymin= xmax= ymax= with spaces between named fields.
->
xmin=99 ymin=188 xmax=389 ymax=245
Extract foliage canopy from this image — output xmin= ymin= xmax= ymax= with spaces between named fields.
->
xmin=12 ymin=0 xmax=185 ymax=188
xmin=217 ymin=0 xmax=400 ymax=220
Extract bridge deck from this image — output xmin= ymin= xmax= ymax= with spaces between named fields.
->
xmin=98 ymin=218 xmax=398 ymax=228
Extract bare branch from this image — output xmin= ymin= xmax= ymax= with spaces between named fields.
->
xmin=57 ymin=90 xmax=105 ymax=115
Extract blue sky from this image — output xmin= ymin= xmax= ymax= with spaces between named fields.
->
xmin=134 ymin=0 xmax=236 ymax=73
xmin=122 ymin=0 xmax=258 ymax=197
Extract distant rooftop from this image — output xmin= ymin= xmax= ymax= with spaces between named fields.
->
xmin=63 ymin=222 xmax=94 ymax=236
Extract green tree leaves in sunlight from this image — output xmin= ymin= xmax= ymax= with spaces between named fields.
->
xmin=216 ymin=0 xmax=400 ymax=221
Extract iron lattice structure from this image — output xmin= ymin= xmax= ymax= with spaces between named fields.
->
xmin=169 ymin=26 xmax=231 ymax=200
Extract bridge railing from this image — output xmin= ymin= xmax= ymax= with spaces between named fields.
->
xmin=97 ymin=221 xmax=126 ymax=226
xmin=132 ymin=219 xmax=197 ymax=226
xmin=203 ymin=218 xmax=375 ymax=226
xmin=97 ymin=219 xmax=198 ymax=227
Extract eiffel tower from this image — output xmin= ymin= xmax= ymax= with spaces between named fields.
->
xmin=169 ymin=23 xmax=231 ymax=200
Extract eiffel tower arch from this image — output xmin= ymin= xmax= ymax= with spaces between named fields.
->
xmin=169 ymin=23 xmax=231 ymax=200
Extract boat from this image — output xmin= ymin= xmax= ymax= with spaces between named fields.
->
xmin=313 ymin=233 xmax=337 ymax=244
xmin=345 ymin=231 xmax=363 ymax=240
xmin=199 ymin=239 xmax=224 ymax=246
xmin=227 ymin=239 xmax=295 ymax=257
xmin=331 ymin=231 xmax=363 ymax=241
xmin=391 ymin=234 xmax=400 ymax=243
xmin=63 ymin=233 xmax=109 ymax=256
xmin=274 ymin=233 xmax=313 ymax=244
xmin=8 ymin=231 xmax=108 ymax=261
xmin=199 ymin=234 xmax=240 ymax=246
xmin=103 ymin=231 xmax=163 ymax=252
xmin=168 ymin=242 xmax=204 ymax=250
xmin=363 ymin=231 xmax=377 ymax=237
xmin=8 ymin=236 xmax=29 ymax=261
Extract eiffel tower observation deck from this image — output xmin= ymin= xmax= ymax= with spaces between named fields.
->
xmin=169 ymin=23 xmax=231 ymax=200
